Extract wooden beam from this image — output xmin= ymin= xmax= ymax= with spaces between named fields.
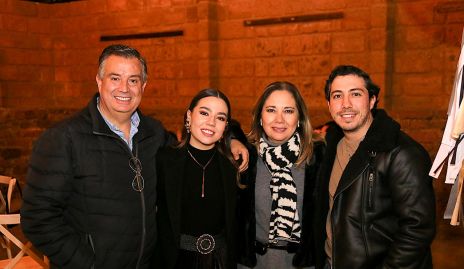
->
xmin=21 ymin=0 xmax=81 ymax=3
xmin=244 ymin=12 xmax=344 ymax=27
xmin=100 ymin=30 xmax=183 ymax=42
xmin=435 ymin=1 xmax=464 ymax=13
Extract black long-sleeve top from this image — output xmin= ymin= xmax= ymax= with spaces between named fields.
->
xmin=181 ymin=145 xmax=225 ymax=236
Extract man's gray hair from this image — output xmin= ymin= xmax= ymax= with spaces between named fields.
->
xmin=97 ymin=44 xmax=148 ymax=82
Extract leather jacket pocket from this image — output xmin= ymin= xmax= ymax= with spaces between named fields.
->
xmin=87 ymin=234 xmax=96 ymax=269
xmin=370 ymin=223 xmax=393 ymax=243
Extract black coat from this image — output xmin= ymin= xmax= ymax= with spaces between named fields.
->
xmin=313 ymin=109 xmax=436 ymax=269
xmin=236 ymin=141 xmax=325 ymax=267
xmin=21 ymin=94 xmax=173 ymax=269
xmin=154 ymin=146 xmax=238 ymax=269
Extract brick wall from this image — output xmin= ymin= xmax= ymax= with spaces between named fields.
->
xmin=0 ymin=107 xmax=75 ymax=180
xmin=0 ymin=0 xmax=462 ymax=210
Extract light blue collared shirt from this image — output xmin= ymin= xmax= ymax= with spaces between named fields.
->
xmin=97 ymin=98 xmax=140 ymax=151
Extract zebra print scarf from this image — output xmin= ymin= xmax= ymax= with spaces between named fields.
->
xmin=259 ymin=132 xmax=301 ymax=243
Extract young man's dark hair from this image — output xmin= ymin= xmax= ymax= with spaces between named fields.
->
xmin=324 ymin=65 xmax=380 ymax=109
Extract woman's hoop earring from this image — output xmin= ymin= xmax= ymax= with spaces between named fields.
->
xmin=185 ymin=121 xmax=191 ymax=133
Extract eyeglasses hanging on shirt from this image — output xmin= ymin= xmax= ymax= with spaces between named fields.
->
xmin=129 ymin=156 xmax=144 ymax=192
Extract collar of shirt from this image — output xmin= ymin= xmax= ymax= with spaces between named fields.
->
xmin=96 ymin=97 xmax=140 ymax=151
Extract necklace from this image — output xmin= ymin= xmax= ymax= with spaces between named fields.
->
xmin=187 ymin=148 xmax=216 ymax=198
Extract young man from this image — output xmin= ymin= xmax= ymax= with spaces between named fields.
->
xmin=314 ymin=65 xmax=436 ymax=269
xmin=21 ymin=44 xmax=248 ymax=269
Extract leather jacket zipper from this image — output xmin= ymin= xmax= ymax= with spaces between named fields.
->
xmin=366 ymin=151 xmax=377 ymax=211
xmin=367 ymin=171 xmax=375 ymax=210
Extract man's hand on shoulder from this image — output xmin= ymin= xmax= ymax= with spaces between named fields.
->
xmin=230 ymin=139 xmax=249 ymax=172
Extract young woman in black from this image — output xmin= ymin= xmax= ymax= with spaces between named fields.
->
xmin=155 ymin=89 xmax=239 ymax=269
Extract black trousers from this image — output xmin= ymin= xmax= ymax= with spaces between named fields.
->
xmin=324 ymin=260 xmax=332 ymax=269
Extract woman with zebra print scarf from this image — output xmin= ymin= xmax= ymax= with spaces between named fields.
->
xmin=237 ymin=81 xmax=325 ymax=269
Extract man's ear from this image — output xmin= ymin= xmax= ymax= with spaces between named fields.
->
xmin=96 ymin=74 xmax=102 ymax=93
xmin=369 ymin=95 xmax=376 ymax=110
xmin=141 ymin=81 xmax=147 ymax=94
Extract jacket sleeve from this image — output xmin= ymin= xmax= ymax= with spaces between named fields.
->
xmin=20 ymin=126 xmax=94 ymax=269
xmin=381 ymin=144 xmax=436 ymax=269
xmin=163 ymin=128 xmax=179 ymax=147
xmin=226 ymin=119 xmax=248 ymax=145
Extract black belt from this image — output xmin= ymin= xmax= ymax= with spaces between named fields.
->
xmin=179 ymin=233 xmax=225 ymax=255
xmin=255 ymin=240 xmax=299 ymax=255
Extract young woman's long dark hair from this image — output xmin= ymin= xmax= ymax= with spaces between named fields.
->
xmin=177 ymin=88 xmax=234 ymax=165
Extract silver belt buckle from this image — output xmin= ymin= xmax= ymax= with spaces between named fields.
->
xmin=196 ymin=234 xmax=215 ymax=254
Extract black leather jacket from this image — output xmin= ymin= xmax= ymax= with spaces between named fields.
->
xmin=237 ymin=141 xmax=325 ymax=267
xmin=314 ymin=110 xmax=436 ymax=269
